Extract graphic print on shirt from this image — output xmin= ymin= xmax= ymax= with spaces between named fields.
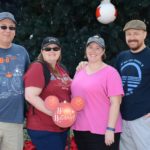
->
xmin=120 ymin=59 xmax=144 ymax=96
xmin=0 ymin=54 xmax=24 ymax=99
xmin=51 ymin=73 xmax=71 ymax=91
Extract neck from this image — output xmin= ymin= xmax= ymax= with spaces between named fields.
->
xmin=0 ymin=42 xmax=12 ymax=49
xmin=44 ymin=60 xmax=56 ymax=69
xmin=87 ymin=61 xmax=106 ymax=72
xmin=131 ymin=44 xmax=146 ymax=53
xmin=88 ymin=61 xmax=104 ymax=67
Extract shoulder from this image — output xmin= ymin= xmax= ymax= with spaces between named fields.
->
xmin=25 ymin=62 xmax=44 ymax=77
xmin=104 ymin=65 xmax=121 ymax=78
xmin=24 ymin=62 xmax=44 ymax=79
xmin=117 ymin=50 xmax=130 ymax=57
xmin=30 ymin=62 xmax=43 ymax=70
xmin=24 ymin=62 xmax=45 ymax=88
xmin=12 ymin=43 xmax=28 ymax=54
xmin=144 ymin=47 xmax=150 ymax=53
xmin=105 ymin=65 xmax=119 ymax=73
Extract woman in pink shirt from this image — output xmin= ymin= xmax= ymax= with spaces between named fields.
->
xmin=71 ymin=35 xmax=124 ymax=150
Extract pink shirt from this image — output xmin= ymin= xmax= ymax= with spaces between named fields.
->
xmin=71 ymin=65 xmax=124 ymax=134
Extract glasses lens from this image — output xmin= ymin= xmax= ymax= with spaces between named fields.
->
xmin=43 ymin=48 xmax=51 ymax=51
xmin=0 ymin=26 xmax=16 ymax=31
xmin=43 ymin=47 xmax=60 ymax=51
xmin=9 ymin=26 xmax=16 ymax=30
xmin=0 ymin=26 xmax=7 ymax=30
xmin=53 ymin=47 xmax=60 ymax=51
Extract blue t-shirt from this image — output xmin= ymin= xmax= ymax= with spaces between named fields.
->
xmin=0 ymin=43 xmax=30 ymax=124
xmin=116 ymin=47 xmax=150 ymax=120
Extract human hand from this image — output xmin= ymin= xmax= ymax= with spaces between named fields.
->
xmin=76 ymin=61 xmax=88 ymax=71
xmin=105 ymin=130 xmax=115 ymax=146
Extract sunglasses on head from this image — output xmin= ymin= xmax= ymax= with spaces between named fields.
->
xmin=0 ymin=25 xmax=16 ymax=31
xmin=42 ymin=47 xmax=61 ymax=51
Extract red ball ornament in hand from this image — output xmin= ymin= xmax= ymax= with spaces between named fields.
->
xmin=96 ymin=0 xmax=117 ymax=24
xmin=45 ymin=96 xmax=59 ymax=111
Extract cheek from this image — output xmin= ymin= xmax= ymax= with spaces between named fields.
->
xmin=10 ymin=32 xmax=16 ymax=38
xmin=57 ymin=52 xmax=61 ymax=56
xmin=41 ymin=52 xmax=50 ymax=60
xmin=100 ymin=50 xmax=105 ymax=56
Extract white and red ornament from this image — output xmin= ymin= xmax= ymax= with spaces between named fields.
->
xmin=44 ymin=96 xmax=85 ymax=128
xmin=96 ymin=0 xmax=117 ymax=24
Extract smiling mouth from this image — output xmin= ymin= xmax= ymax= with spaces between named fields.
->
xmin=128 ymin=40 xmax=138 ymax=43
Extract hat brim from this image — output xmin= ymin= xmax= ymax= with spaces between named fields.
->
xmin=87 ymin=41 xmax=105 ymax=49
xmin=42 ymin=41 xmax=61 ymax=48
xmin=0 ymin=17 xmax=16 ymax=24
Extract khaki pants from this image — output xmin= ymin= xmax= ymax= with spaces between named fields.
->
xmin=120 ymin=116 xmax=150 ymax=150
xmin=0 ymin=122 xmax=23 ymax=150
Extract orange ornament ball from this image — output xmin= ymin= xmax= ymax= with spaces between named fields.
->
xmin=44 ymin=95 xmax=59 ymax=111
xmin=71 ymin=96 xmax=85 ymax=111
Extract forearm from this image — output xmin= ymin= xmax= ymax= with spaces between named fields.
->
xmin=108 ymin=104 xmax=120 ymax=129
xmin=25 ymin=94 xmax=53 ymax=116
xmin=107 ymin=96 xmax=121 ymax=129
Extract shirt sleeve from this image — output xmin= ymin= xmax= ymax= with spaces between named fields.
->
xmin=106 ymin=67 xmax=124 ymax=97
xmin=24 ymin=62 xmax=45 ymax=88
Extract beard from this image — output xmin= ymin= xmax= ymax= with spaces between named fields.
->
xmin=127 ymin=40 xmax=144 ymax=51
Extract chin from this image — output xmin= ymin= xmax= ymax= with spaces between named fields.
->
xmin=129 ymin=47 xmax=138 ymax=51
xmin=131 ymin=46 xmax=142 ymax=50
xmin=128 ymin=42 xmax=144 ymax=50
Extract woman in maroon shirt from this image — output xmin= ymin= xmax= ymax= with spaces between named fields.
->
xmin=24 ymin=37 xmax=71 ymax=150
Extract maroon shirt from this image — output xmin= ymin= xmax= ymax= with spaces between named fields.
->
xmin=24 ymin=62 xmax=71 ymax=132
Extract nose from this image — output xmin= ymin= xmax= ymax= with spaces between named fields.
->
xmin=5 ymin=28 xmax=11 ymax=32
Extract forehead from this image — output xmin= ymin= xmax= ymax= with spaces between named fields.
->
xmin=46 ymin=44 xmax=59 ymax=47
xmin=87 ymin=42 xmax=101 ymax=48
xmin=0 ymin=19 xmax=15 ymax=25
xmin=125 ymin=29 xmax=145 ymax=34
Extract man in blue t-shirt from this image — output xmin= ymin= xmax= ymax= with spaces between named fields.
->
xmin=116 ymin=20 xmax=150 ymax=150
xmin=0 ymin=12 xmax=30 ymax=150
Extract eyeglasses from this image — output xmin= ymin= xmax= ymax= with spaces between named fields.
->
xmin=43 ymin=47 xmax=61 ymax=51
xmin=0 ymin=25 xmax=16 ymax=31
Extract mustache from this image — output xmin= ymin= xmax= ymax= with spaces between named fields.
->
xmin=128 ymin=40 xmax=138 ymax=43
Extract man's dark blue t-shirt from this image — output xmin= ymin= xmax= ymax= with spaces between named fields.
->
xmin=116 ymin=47 xmax=150 ymax=120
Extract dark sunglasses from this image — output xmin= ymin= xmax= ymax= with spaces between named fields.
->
xmin=0 ymin=25 xmax=16 ymax=31
xmin=43 ymin=47 xmax=61 ymax=51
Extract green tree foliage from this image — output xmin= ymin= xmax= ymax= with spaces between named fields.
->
xmin=0 ymin=0 xmax=150 ymax=76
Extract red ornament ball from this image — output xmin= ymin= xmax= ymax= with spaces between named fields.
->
xmin=71 ymin=96 xmax=85 ymax=111
xmin=44 ymin=95 xmax=59 ymax=111
xmin=52 ymin=101 xmax=77 ymax=128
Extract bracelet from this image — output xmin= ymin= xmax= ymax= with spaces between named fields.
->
xmin=106 ymin=127 xmax=115 ymax=132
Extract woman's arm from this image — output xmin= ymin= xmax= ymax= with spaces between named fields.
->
xmin=25 ymin=86 xmax=53 ymax=116
xmin=105 ymin=95 xmax=122 ymax=146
